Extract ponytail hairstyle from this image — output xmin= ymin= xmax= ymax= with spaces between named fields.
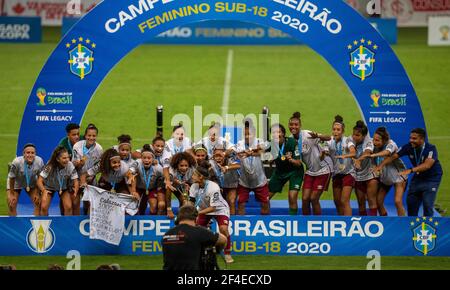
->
xmin=172 ymin=122 xmax=184 ymax=133
xmin=46 ymin=146 xmax=68 ymax=174
xmin=289 ymin=111 xmax=301 ymax=123
xmin=84 ymin=123 xmax=98 ymax=135
xmin=195 ymin=160 xmax=211 ymax=179
xmin=141 ymin=144 xmax=155 ymax=157
xmin=117 ymin=134 xmax=132 ymax=144
xmin=353 ymin=120 xmax=368 ymax=136
xmin=333 ymin=115 xmax=345 ymax=129
xmin=374 ymin=127 xmax=390 ymax=145
xmin=99 ymin=148 xmax=120 ymax=175
xmin=152 ymin=136 xmax=165 ymax=144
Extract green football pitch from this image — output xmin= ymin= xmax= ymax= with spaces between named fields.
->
xmin=0 ymin=27 xmax=449 ymax=269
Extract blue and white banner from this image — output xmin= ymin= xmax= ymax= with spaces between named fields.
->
xmin=63 ymin=18 xmax=398 ymax=45
xmin=0 ymin=16 xmax=41 ymax=43
xmin=0 ymin=216 xmax=449 ymax=256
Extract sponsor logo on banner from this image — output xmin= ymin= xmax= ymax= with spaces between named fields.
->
xmin=411 ymin=217 xmax=438 ymax=255
xmin=66 ymin=36 xmax=95 ymax=80
xmin=26 ymin=220 xmax=55 ymax=253
xmin=36 ymin=87 xmax=46 ymax=106
xmin=35 ymin=87 xmax=73 ymax=106
xmin=348 ymin=39 xmax=377 ymax=81
xmin=370 ymin=89 xmax=407 ymax=107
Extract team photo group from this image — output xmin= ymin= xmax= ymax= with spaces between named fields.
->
xmin=8 ymin=110 xmax=442 ymax=222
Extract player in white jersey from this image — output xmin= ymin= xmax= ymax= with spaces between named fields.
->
xmin=325 ymin=115 xmax=356 ymax=216
xmin=113 ymin=134 xmax=135 ymax=167
xmin=72 ymin=124 xmax=103 ymax=215
xmin=236 ymin=123 xmax=270 ymax=215
xmin=189 ymin=161 xmax=233 ymax=263
xmin=350 ymin=121 xmax=379 ymax=216
xmin=129 ymin=144 xmax=165 ymax=215
xmin=210 ymin=145 xmax=241 ymax=215
xmin=166 ymin=123 xmax=192 ymax=155
xmin=288 ymin=112 xmax=332 ymax=215
xmin=194 ymin=122 xmax=234 ymax=158
xmin=165 ymin=152 xmax=197 ymax=219
xmin=371 ymin=127 xmax=407 ymax=216
xmin=7 ymin=143 xmax=45 ymax=216
xmin=37 ymin=146 xmax=79 ymax=216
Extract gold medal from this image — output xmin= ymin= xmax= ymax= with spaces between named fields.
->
xmin=26 ymin=186 xmax=30 ymax=192
xmin=146 ymin=190 xmax=150 ymax=196
xmin=111 ymin=189 xmax=116 ymax=193
xmin=281 ymin=155 xmax=286 ymax=161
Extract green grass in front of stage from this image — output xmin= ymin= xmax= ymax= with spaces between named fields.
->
xmin=1 ymin=255 xmax=449 ymax=270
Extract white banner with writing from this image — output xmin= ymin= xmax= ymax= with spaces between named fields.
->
xmin=82 ymin=185 xmax=138 ymax=246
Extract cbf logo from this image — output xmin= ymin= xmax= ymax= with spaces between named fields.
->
xmin=26 ymin=220 xmax=56 ymax=253
xmin=66 ymin=36 xmax=96 ymax=80
xmin=348 ymin=38 xmax=377 ymax=81
xmin=36 ymin=87 xmax=46 ymax=106
xmin=411 ymin=217 xmax=438 ymax=256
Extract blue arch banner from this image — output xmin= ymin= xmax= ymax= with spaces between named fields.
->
xmin=17 ymin=0 xmax=425 ymax=161
xmin=0 ymin=216 xmax=448 ymax=256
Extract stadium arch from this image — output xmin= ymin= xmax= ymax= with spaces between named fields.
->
xmin=17 ymin=0 xmax=425 ymax=161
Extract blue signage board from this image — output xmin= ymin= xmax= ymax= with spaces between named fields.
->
xmin=0 ymin=216 xmax=448 ymax=256
xmin=0 ymin=16 xmax=41 ymax=43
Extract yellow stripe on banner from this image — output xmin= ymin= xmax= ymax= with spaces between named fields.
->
xmin=422 ymin=222 xmax=427 ymax=255
xmin=360 ymin=45 xmax=365 ymax=81
xmin=78 ymin=44 xmax=84 ymax=80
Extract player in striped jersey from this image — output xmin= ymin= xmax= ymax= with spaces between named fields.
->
xmin=288 ymin=112 xmax=332 ymax=215
xmin=7 ymin=143 xmax=45 ymax=216
xmin=371 ymin=127 xmax=407 ymax=216
xmin=37 ymin=146 xmax=79 ymax=216
xmin=72 ymin=124 xmax=103 ymax=215
xmin=129 ymin=144 xmax=164 ymax=215
xmin=351 ymin=121 xmax=378 ymax=216
xmin=210 ymin=145 xmax=240 ymax=215
xmin=189 ymin=161 xmax=233 ymax=263
xmin=166 ymin=152 xmax=197 ymax=219
xmin=326 ymin=116 xmax=356 ymax=216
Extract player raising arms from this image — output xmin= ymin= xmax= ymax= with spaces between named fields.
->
xmin=371 ymin=127 xmax=407 ymax=216
xmin=129 ymin=144 xmax=164 ymax=215
xmin=351 ymin=121 xmax=378 ymax=216
xmin=268 ymin=123 xmax=304 ymax=215
xmin=326 ymin=116 xmax=356 ymax=216
xmin=236 ymin=120 xmax=270 ymax=215
xmin=7 ymin=143 xmax=45 ymax=216
xmin=189 ymin=161 xmax=234 ymax=263
xmin=37 ymin=146 xmax=79 ymax=216
xmin=166 ymin=152 xmax=197 ymax=219
xmin=210 ymin=145 xmax=241 ymax=215
xmin=288 ymin=112 xmax=332 ymax=215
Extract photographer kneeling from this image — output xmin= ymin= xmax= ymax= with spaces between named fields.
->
xmin=162 ymin=204 xmax=227 ymax=270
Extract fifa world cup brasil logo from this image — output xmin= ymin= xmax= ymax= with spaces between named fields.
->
xmin=370 ymin=89 xmax=381 ymax=107
xmin=36 ymin=87 xmax=46 ymax=106
xmin=440 ymin=26 xmax=449 ymax=41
